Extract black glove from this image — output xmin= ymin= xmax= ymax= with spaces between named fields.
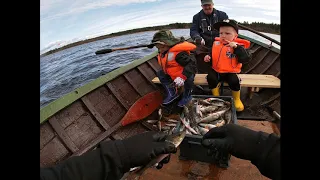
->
xmin=201 ymin=124 xmax=269 ymax=163
xmin=122 ymin=131 xmax=177 ymax=168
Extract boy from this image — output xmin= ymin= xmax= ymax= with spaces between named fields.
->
xmin=150 ymin=30 xmax=197 ymax=107
xmin=204 ymin=19 xmax=252 ymax=111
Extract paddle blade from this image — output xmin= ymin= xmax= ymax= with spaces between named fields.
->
xmin=121 ymin=91 xmax=163 ymax=126
xmin=95 ymin=49 xmax=113 ymax=54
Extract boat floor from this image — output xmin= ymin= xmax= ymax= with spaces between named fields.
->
xmin=124 ymin=119 xmax=276 ymax=180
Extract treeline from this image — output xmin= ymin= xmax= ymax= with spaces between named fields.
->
xmin=240 ymin=21 xmax=280 ymax=35
xmin=41 ymin=21 xmax=279 ymax=57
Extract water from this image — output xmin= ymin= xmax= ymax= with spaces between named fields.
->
xmin=40 ymin=29 xmax=280 ymax=108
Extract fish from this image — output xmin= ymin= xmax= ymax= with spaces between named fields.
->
xmin=197 ymin=107 xmax=230 ymax=123
xmin=147 ymin=120 xmax=158 ymax=124
xmin=190 ymin=101 xmax=200 ymax=128
xmin=167 ymin=119 xmax=179 ymax=123
xmin=199 ymin=123 xmax=217 ymax=129
xmin=198 ymin=126 xmax=209 ymax=135
xmin=198 ymin=99 xmax=212 ymax=106
xmin=180 ymin=116 xmax=198 ymax=135
xmin=199 ymin=105 xmax=219 ymax=113
xmin=205 ymin=97 xmax=226 ymax=102
xmin=165 ymin=123 xmax=177 ymax=127
xmin=133 ymin=129 xmax=186 ymax=176
xmin=161 ymin=126 xmax=171 ymax=131
xmin=224 ymin=110 xmax=232 ymax=124
xmin=157 ymin=121 xmax=161 ymax=131
xmin=210 ymin=119 xmax=226 ymax=127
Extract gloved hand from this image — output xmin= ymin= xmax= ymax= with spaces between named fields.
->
xmin=174 ymin=77 xmax=185 ymax=87
xmin=195 ymin=37 xmax=205 ymax=45
xmin=201 ymin=124 xmax=266 ymax=162
xmin=122 ymin=131 xmax=177 ymax=168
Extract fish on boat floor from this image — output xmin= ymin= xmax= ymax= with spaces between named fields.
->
xmin=124 ymin=120 xmax=276 ymax=180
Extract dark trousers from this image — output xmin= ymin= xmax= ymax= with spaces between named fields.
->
xmin=206 ymin=68 xmax=240 ymax=91
xmin=157 ymin=70 xmax=194 ymax=91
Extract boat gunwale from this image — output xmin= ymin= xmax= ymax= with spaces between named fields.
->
xmin=40 ymin=51 xmax=158 ymax=124
xmin=40 ymin=34 xmax=280 ymax=124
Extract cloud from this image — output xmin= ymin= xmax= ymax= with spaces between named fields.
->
xmin=40 ymin=0 xmax=280 ymax=51
xmin=40 ymin=0 xmax=161 ymax=23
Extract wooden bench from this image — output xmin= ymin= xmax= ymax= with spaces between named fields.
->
xmin=152 ymin=74 xmax=280 ymax=99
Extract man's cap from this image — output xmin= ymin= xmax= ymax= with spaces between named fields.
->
xmin=151 ymin=30 xmax=181 ymax=47
xmin=201 ymin=0 xmax=213 ymax=5
xmin=213 ymin=19 xmax=239 ymax=33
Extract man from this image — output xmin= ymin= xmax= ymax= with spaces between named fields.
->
xmin=150 ymin=30 xmax=197 ymax=107
xmin=190 ymin=0 xmax=229 ymax=73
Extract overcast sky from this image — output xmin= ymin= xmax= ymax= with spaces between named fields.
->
xmin=40 ymin=0 xmax=280 ymax=51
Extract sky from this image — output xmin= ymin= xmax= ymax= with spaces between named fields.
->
xmin=40 ymin=0 xmax=280 ymax=52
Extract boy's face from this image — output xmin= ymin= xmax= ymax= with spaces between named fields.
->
xmin=219 ymin=26 xmax=238 ymax=43
xmin=155 ymin=43 xmax=170 ymax=53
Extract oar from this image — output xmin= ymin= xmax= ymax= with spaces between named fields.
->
xmin=73 ymin=90 xmax=163 ymax=156
xmin=95 ymin=44 xmax=154 ymax=55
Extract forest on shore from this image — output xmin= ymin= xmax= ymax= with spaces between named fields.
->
xmin=40 ymin=21 xmax=280 ymax=57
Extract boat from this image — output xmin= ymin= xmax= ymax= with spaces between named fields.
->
xmin=40 ymin=27 xmax=280 ymax=179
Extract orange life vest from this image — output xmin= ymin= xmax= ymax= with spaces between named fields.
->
xmin=158 ymin=41 xmax=196 ymax=80
xmin=211 ymin=37 xmax=250 ymax=73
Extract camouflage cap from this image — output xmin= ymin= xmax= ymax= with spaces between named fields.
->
xmin=151 ymin=30 xmax=181 ymax=47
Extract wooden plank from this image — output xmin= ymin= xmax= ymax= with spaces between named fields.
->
xmin=137 ymin=65 xmax=158 ymax=89
xmin=48 ymin=117 xmax=79 ymax=153
xmin=260 ymin=54 xmax=280 ymax=74
xmin=146 ymin=60 xmax=159 ymax=73
xmin=245 ymin=50 xmax=271 ymax=73
xmin=152 ymin=74 xmax=281 ymax=88
xmin=81 ymin=96 xmax=122 ymax=140
xmin=106 ymin=82 xmax=131 ymax=110
xmin=123 ymin=73 xmax=144 ymax=96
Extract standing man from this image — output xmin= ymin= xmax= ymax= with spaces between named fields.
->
xmin=190 ymin=0 xmax=229 ymax=73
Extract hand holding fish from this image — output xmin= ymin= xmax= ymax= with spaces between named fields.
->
xmin=201 ymin=124 xmax=270 ymax=163
xmin=224 ymin=39 xmax=238 ymax=48
xmin=122 ymin=131 xmax=177 ymax=168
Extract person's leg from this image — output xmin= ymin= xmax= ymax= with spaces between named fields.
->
xmin=207 ymin=68 xmax=220 ymax=96
xmin=226 ymin=73 xmax=243 ymax=112
xmin=156 ymin=70 xmax=179 ymax=105
xmin=178 ymin=74 xmax=195 ymax=107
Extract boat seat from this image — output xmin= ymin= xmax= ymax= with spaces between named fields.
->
xmin=151 ymin=74 xmax=281 ymax=99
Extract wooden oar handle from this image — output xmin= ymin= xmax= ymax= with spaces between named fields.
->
xmin=95 ymin=49 xmax=113 ymax=54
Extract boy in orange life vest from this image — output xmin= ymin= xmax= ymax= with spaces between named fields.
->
xmin=150 ymin=30 xmax=197 ymax=107
xmin=204 ymin=19 xmax=252 ymax=111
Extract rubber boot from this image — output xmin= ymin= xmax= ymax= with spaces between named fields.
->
xmin=162 ymin=84 xmax=179 ymax=105
xmin=178 ymin=89 xmax=192 ymax=107
xmin=232 ymin=90 xmax=244 ymax=112
xmin=211 ymin=83 xmax=221 ymax=96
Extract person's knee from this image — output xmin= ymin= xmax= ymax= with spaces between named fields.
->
xmin=207 ymin=74 xmax=219 ymax=86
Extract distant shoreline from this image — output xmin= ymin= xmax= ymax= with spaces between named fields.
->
xmin=40 ymin=22 xmax=280 ymax=58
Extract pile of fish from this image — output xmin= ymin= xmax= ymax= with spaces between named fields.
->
xmin=146 ymin=97 xmax=233 ymax=136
